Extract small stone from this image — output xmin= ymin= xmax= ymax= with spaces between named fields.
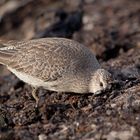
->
xmin=38 ymin=134 xmax=47 ymax=140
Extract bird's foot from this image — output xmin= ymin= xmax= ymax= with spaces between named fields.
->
xmin=31 ymin=87 xmax=39 ymax=108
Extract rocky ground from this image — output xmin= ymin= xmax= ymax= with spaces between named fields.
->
xmin=0 ymin=0 xmax=140 ymax=140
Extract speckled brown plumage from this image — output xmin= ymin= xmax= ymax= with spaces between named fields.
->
xmin=0 ymin=38 xmax=112 ymax=95
xmin=0 ymin=38 xmax=99 ymax=81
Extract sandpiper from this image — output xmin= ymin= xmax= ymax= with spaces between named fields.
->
xmin=0 ymin=38 xmax=112 ymax=105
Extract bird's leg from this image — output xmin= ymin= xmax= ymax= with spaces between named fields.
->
xmin=31 ymin=87 xmax=39 ymax=107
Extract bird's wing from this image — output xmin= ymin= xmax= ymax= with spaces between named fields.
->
xmin=0 ymin=38 xmax=77 ymax=81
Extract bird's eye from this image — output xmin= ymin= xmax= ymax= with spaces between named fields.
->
xmin=100 ymin=82 xmax=103 ymax=87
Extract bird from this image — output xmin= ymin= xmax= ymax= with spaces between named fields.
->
xmin=0 ymin=37 xmax=112 ymax=105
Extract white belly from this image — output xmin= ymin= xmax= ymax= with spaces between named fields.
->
xmin=8 ymin=67 xmax=46 ymax=87
xmin=8 ymin=67 xmax=83 ymax=93
xmin=8 ymin=67 xmax=60 ymax=91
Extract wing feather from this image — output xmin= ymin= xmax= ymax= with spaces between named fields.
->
xmin=0 ymin=39 xmax=71 ymax=81
xmin=0 ymin=38 xmax=99 ymax=82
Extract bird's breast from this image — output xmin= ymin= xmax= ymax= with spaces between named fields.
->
xmin=7 ymin=67 xmax=89 ymax=93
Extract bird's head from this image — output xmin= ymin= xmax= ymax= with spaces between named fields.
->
xmin=89 ymin=69 xmax=113 ymax=95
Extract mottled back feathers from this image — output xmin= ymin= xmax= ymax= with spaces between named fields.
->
xmin=0 ymin=38 xmax=100 ymax=82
